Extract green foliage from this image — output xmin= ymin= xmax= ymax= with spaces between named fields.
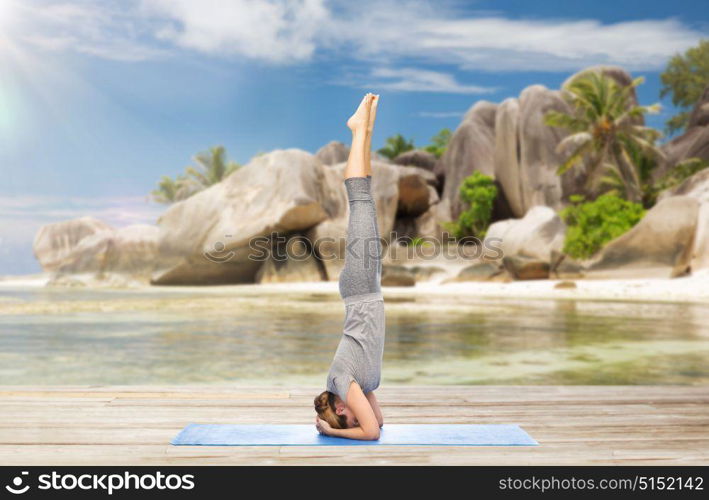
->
xmin=151 ymin=175 xmax=191 ymax=204
xmin=545 ymin=71 xmax=662 ymax=203
xmin=599 ymin=140 xmax=660 ymax=207
xmin=184 ymin=146 xmax=240 ymax=188
xmin=424 ymin=128 xmax=452 ymax=158
xmin=151 ymin=146 xmax=240 ymax=204
xmin=560 ymin=194 xmax=646 ymax=260
xmin=444 ymin=172 xmax=498 ymax=238
xmin=377 ymin=134 xmax=415 ymax=160
xmin=660 ymin=39 xmax=709 ymax=135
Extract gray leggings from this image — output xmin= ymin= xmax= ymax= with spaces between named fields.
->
xmin=338 ymin=176 xmax=382 ymax=299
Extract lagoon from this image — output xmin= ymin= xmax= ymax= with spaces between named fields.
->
xmin=1 ymin=284 xmax=708 ymax=386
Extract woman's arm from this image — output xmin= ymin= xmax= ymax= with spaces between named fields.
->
xmin=366 ymin=391 xmax=384 ymax=428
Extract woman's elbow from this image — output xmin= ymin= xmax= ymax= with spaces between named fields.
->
xmin=363 ymin=428 xmax=380 ymax=441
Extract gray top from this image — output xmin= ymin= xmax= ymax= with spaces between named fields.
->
xmin=326 ymin=292 xmax=386 ymax=404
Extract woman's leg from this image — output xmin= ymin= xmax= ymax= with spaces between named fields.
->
xmin=366 ymin=96 xmax=381 ymax=278
xmin=363 ymin=95 xmax=378 ymax=177
xmin=339 ymin=94 xmax=381 ymax=299
xmin=339 ymin=177 xmax=381 ymax=299
xmin=344 ymin=94 xmax=371 ymax=179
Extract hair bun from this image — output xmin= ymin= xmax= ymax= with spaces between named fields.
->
xmin=314 ymin=392 xmax=327 ymax=411
xmin=313 ymin=391 xmax=346 ymax=429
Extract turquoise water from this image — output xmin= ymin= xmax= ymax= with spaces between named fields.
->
xmin=1 ymin=286 xmax=708 ymax=385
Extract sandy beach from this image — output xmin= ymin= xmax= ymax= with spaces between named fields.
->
xmin=3 ymin=270 xmax=708 ymax=305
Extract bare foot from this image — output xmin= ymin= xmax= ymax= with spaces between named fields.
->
xmin=347 ymin=93 xmax=374 ymax=133
xmin=367 ymin=94 xmax=379 ymax=135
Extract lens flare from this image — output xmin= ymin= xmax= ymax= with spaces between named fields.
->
xmin=0 ymin=83 xmax=15 ymax=134
xmin=0 ymin=0 xmax=17 ymax=31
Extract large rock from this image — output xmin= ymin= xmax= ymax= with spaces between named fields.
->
xmin=492 ymin=85 xmax=584 ymax=219
xmin=154 ymin=149 xmax=329 ymax=285
xmin=585 ymin=196 xmax=699 ymax=279
xmin=688 ymin=85 xmax=709 ymax=128
xmin=517 ymin=85 xmax=578 ymax=212
xmin=503 ymin=255 xmax=550 ymax=280
xmin=657 ymin=85 xmax=709 ymax=179
xmin=393 ymin=188 xmax=441 ymax=238
xmin=315 ymin=141 xmax=350 ymax=166
xmin=661 ymin=129 xmax=709 ymax=178
xmin=653 ymin=168 xmax=709 ymax=273
xmin=659 ymin=167 xmax=709 ymax=204
xmin=307 ymin=160 xmax=400 ymax=280
xmin=406 ymin=195 xmax=449 ymax=240
xmin=517 ymin=66 xmax=639 ymax=209
xmin=37 ymin=223 xmax=159 ymax=287
xmin=692 ymin=203 xmax=709 ymax=272
xmin=409 ymin=265 xmax=446 ymax=282
xmin=435 ymin=101 xmax=497 ymax=219
xmin=484 ymin=206 xmax=566 ymax=262
xmin=33 ymin=217 xmax=113 ymax=271
xmin=255 ymin=235 xmax=325 ymax=283
xmin=449 ymin=261 xmax=503 ymax=282
xmin=550 ymin=250 xmax=586 ymax=279
xmin=55 ymin=224 xmax=158 ymax=276
xmin=494 ymin=98 xmax=524 ymax=216
xmin=435 ymin=66 xmax=641 ymax=222
xmin=54 ymin=224 xmax=159 ymax=284
xmin=381 ymin=265 xmax=416 ymax=287
xmin=393 ymin=149 xmax=437 ymax=171
xmin=397 ymin=166 xmax=437 ymax=217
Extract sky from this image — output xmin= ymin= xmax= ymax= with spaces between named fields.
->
xmin=0 ymin=0 xmax=707 ymax=275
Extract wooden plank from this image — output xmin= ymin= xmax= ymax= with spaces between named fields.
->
xmin=0 ymin=385 xmax=706 ymax=465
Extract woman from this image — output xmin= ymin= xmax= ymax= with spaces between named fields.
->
xmin=314 ymin=93 xmax=385 ymax=441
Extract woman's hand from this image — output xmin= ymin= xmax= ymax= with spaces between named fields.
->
xmin=315 ymin=416 xmax=333 ymax=436
xmin=313 ymin=384 xmax=381 ymax=441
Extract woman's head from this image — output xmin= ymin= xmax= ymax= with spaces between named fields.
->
xmin=314 ymin=391 xmax=350 ymax=429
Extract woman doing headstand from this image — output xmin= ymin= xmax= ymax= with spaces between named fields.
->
xmin=314 ymin=93 xmax=384 ymax=441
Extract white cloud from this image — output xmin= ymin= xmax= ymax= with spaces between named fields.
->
xmin=417 ymin=111 xmax=465 ymax=118
xmin=4 ymin=0 xmax=706 ymax=73
xmin=15 ymin=0 xmax=168 ymax=62
xmin=322 ymin=1 xmax=705 ymax=72
xmin=418 ymin=17 xmax=701 ymax=72
xmin=144 ymin=0 xmax=329 ymax=63
xmin=363 ymin=67 xmax=495 ymax=94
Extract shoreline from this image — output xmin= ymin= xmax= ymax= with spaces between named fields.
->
xmin=1 ymin=269 xmax=708 ymax=305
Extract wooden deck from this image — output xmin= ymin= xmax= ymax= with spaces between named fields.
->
xmin=1 ymin=385 xmax=707 ymax=465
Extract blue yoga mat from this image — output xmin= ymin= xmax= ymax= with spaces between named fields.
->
xmin=171 ymin=424 xmax=538 ymax=446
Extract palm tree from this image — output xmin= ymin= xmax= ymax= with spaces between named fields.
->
xmin=545 ymin=72 xmax=663 ymax=203
xmin=425 ymin=128 xmax=452 ymax=158
xmin=150 ymin=146 xmax=240 ymax=204
xmin=185 ymin=146 xmax=240 ymax=189
xmin=377 ymin=134 xmax=415 ymax=160
xmin=151 ymin=175 xmax=193 ymax=204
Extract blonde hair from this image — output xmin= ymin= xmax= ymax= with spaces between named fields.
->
xmin=314 ymin=391 xmax=347 ymax=429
